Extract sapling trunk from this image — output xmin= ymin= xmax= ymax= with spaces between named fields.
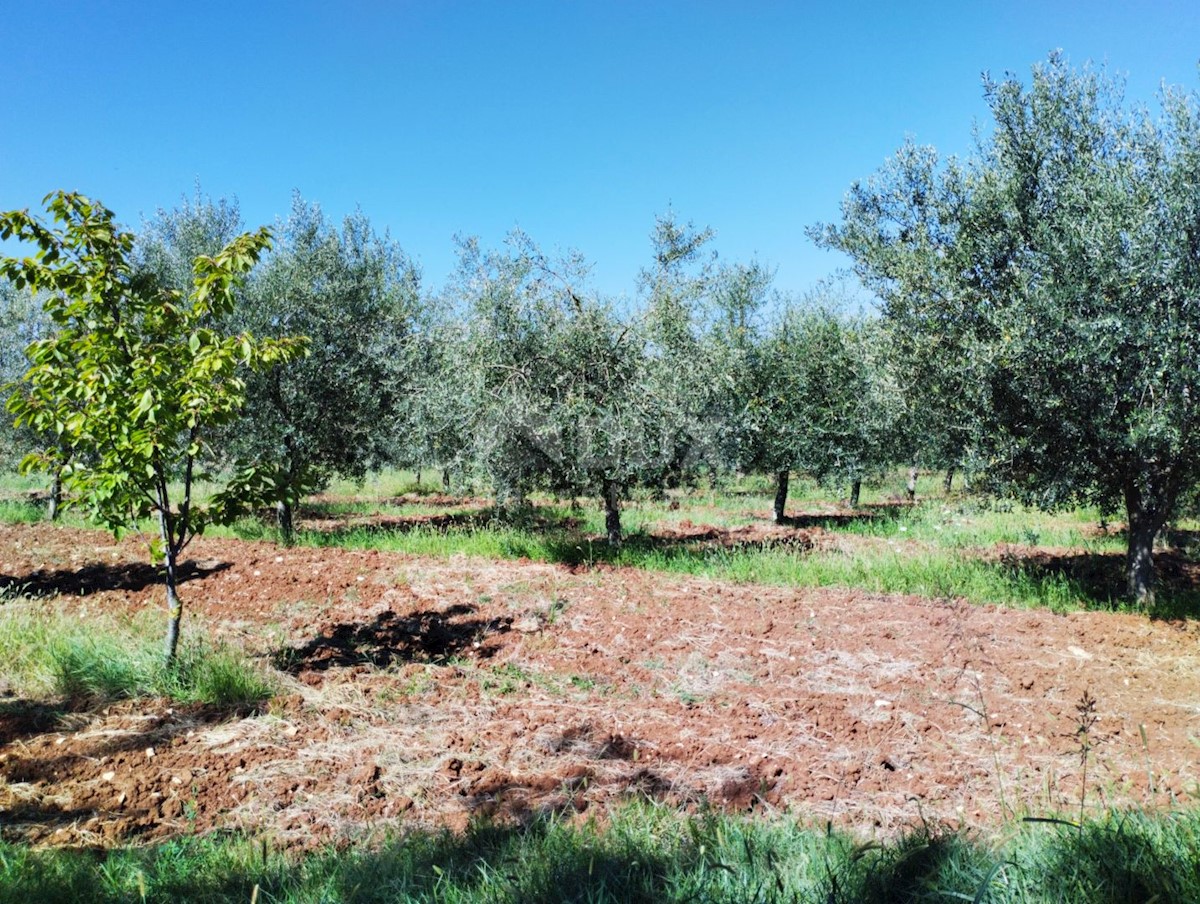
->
xmin=773 ymin=470 xmax=790 ymax=523
xmin=159 ymin=510 xmax=183 ymax=667
xmin=906 ymin=463 xmax=919 ymax=502
xmin=849 ymin=479 xmax=862 ymax=509
xmin=47 ymin=470 xmax=62 ymax=521
xmin=442 ymin=468 xmax=451 ymax=494
xmin=943 ymin=467 xmax=955 ymax=495
xmin=603 ymin=478 xmax=622 ymax=548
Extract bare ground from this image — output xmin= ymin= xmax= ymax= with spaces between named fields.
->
xmin=1 ymin=519 xmax=1198 ymax=849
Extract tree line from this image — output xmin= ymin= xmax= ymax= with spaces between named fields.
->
xmin=1 ymin=195 xmax=909 ymax=539
xmin=4 ymin=54 xmax=1200 ymax=642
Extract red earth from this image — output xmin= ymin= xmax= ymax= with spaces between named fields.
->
xmin=1 ymin=517 xmax=1198 ymax=849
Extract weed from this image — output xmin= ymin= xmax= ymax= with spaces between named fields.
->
xmin=568 ymin=674 xmax=596 ymax=691
xmin=1072 ymin=689 xmax=1101 ymax=830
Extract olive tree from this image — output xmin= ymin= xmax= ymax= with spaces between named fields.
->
xmin=2 ymin=192 xmax=306 ymax=663
xmin=740 ymin=297 xmax=901 ymax=520
xmin=436 ymin=231 xmax=656 ymax=545
xmin=639 ymin=212 xmax=727 ymax=491
xmin=0 ymin=279 xmax=49 ymax=474
xmin=403 ymin=316 xmax=476 ymax=493
xmin=225 ymin=196 xmax=420 ymax=542
xmin=814 ymin=53 xmax=1200 ymax=606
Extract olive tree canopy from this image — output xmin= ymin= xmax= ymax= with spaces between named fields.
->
xmin=814 ymin=53 xmax=1200 ymax=606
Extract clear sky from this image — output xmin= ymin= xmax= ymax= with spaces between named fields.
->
xmin=3 ymin=1 xmax=1199 ymax=299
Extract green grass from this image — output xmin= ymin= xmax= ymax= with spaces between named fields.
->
xmin=0 ymin=596 xmax=276 ymax=709
xmin=1 ymin=803 xmax=1198 ymax=903
xmin=0 ymin=496 xmax=44 ymax=523
xmin=270 ymin=507 xmax=1152 ymax=613
xmin=4 ymin=466 xmax=1196 ymax=614
xmin=612 ymin=542 xmax=1092 ymax=610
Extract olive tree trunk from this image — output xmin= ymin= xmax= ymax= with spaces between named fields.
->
xmin=276 ymin=499 xmax=295 ymax=547
xmin=849 ymin=479 xmax=862 ymax=508
xmin=1124 ymin=479 xmax=1171 ymax=609
xmin=773 ymin=470 xmax=790 ymax=523
xmin=905 ymin=463 xmax=919 ymax=502
xmin=603 ymin=478 xmax=622 ymax=548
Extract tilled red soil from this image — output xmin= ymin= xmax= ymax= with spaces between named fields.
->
xmin=1 ymin=520 xmax=1199 ymax=849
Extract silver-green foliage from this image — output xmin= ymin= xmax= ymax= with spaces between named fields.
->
xmin=439 ymin=231 xmax=657 ymax=541
xmin=0 ymin=279 xmax=48 ymax=468
xmin=815 ymin=53 xmax=1200 ymax=605
xmin=227 ymin=195 xmax=420 ymax=537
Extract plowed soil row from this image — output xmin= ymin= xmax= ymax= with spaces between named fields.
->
xmin=1 ymin=521 xmax=1198 ymax=849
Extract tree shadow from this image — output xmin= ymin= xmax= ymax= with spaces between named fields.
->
xmin=1035 ymin=816 xmax=1200 ymax=903
xmin=273 ymin=604 xmax=514 ymax=673
xmin=540 ymin=523 xmax=822 ymax=569
xmin=0 ymin=814 xmax=697 ymax=902
xmin=0 ymin=559 xmax=231 ymax=599
xmin=835 ymin=825 xmax=975 ymax=904
xmin=777 ymin=503 xmax=906 ymax=530
xmin=0 ymin=698 xmax=72 ymax=746
xmin=992 ymin=546 xmax=1200 ymax=618
xmin=0 ymin=800 xmax=126 ymax=840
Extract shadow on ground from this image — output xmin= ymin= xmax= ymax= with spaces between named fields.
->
xmin=993 ymin=545 xmax=1200 ymax=617
xmin=273 ymin=604 xmax=514 ymax=672
xmin=0 ymin=698 xmax=72 ymax=746
xmin=0 ymin=559 xmax=231 ymax=599
xmin=777 ymin=503 xmax=906 ymax=530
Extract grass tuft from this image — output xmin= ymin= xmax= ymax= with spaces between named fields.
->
xmin=0 ymin=597 xmax=276 ymax=709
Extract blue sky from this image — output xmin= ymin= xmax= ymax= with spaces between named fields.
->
xmin=3 ymin=1 xmax=1199 ymax=298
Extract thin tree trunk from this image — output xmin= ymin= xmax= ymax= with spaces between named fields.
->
xmin=159 ymin=510 xmax=182 ymax=667
xmin=849 ymin=479 xmax=862 ymax=508
xmin=906 ymin=463 xmax=919 ymax=503
xmin=943 ymin=466 xmax=955 ymax=495
xmin=47 ymin=470 xmax=62 ymax=521
xmin=415 ymin=469 xmax=422 ymax=489
xmin=773 ymin=470 xmax=790 ymax=523
xmin=442 ymin=468 xmax=451 ymax=494
xmin=277 ymin=499 xmax=295 ymax=547
xmin=603 ymin=478 xmax=622 ymax=548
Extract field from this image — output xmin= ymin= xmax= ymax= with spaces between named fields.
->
xmin=2 ymin=474 xmax=1200 ymax=901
